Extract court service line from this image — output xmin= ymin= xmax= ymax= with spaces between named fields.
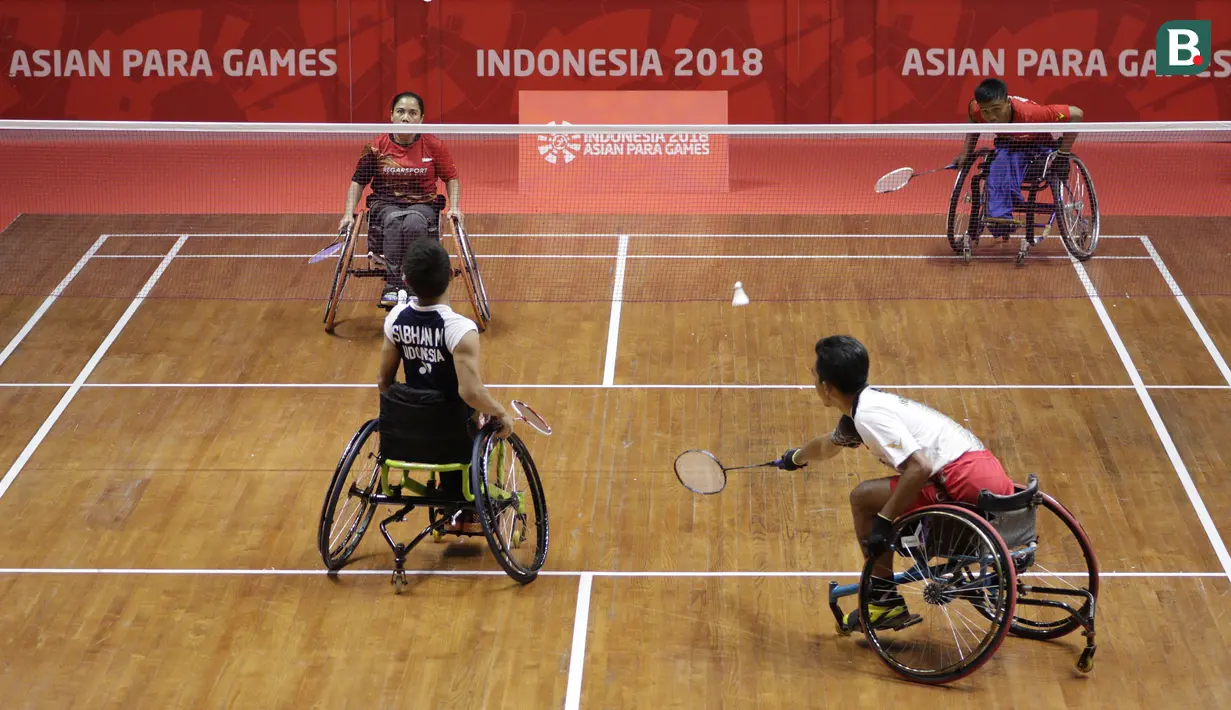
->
xmin=3 ymin=383 xmax=1230 ymax=391
xmin=0 ymin=568 xmax=1220 ymax=579
xmin=0 ymin=235 xmax=109 ymax=369
xmin=602 ymin=234 xmax=630 ymax=386
xmin=0 ymin=237 xmax=188 ymax=502
xmin=1072 ymin=257 xmax=1231 ymax=580
xmin=564 ymin=573 xmax=594 ymax=710
xmin=1140 ymin=236 xmax=1231 ymax=387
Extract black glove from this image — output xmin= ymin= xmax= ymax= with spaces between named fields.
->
xmin=863 ymin=513 xmax=895 ymax=557
xmin=777 ymin=448 xmax=807 ymax=471
xmin=1050 ymin=150 xmax=1071 ymax=182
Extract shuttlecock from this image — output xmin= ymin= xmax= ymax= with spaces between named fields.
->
xmin=732 ymin=281 xmax=750 ymax=307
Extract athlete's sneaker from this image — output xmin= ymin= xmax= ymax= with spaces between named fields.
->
xmin=843 ymin=597 xmax=911 ymax=632
xmin=380 ymin=286 xmax=400 ymax=308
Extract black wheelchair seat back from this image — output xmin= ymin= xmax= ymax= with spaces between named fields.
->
xmin=378 ymin=382 xmax=475 ymax=465
xmin=976 ymin=474 xmax=1041 ymax=550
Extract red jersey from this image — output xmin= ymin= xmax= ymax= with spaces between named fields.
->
xmin=968 ymin=95 xmax=1071 ymax=147
xmin=352 ymin=133 xmax=459 ymax=207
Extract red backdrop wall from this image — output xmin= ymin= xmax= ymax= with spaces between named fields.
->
xmin=3 ymin=0 xmax=1229 ymax=124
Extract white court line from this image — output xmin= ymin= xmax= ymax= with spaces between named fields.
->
xmin=0 ymin=212 xmax=21 ymax=234
xmin=602 ymin=235 xmax=630 ymax=387
xmin=0 ymin=236 xmax=188 ymax=502
xmin=1140 ymin=235 xmax=1231 ymax=387
xmin=564 ymin=573 xmax=594 ymax=710
xmin=88 ymin=252 xmax=1153 ymax=261
xmin=1072 ymin=257 xmax=1231 ymax=580
xmin=0 ymin=567 xmax=1219 ymax=578
xmin=0 ymin=234 xmax=109 ymax=369
xmin=2 ymin=382 xmax=1229 ymax=391
xmin=99 ymin=231 xmax=1147 ymax=240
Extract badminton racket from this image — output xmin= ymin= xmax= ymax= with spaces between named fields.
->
xmin=875 ymin=164 xmax=956 ymax=193
xmin=511 ymin=400 xmax=552 ymax=435
xmin=673 ymin=449 xmax=783 ymax=495
xmin=309 ymin=220 xmax=352 ymax=264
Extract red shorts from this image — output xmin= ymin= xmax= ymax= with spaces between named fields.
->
xmin=888 ymin=450 xmax=1014 ymax=514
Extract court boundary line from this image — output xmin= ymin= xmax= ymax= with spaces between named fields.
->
xmin=2 ymin=382 xmax=1228 ymax=390
xmin=98 ymin=231 xmax=1147 ymax=240
xmin=0 ymin=567 xmax=1219 ymax=578
xmin=1072 ymin=257 xmax=1231 ymax=580
xmin=0 ymin=212 xmax=21 ymax=234
xmin=1140 ymin=235 xmax=1231 ymax=387
xmin=564 ymin=573 xmax=594 ymax=710
xmin=0 ymin=234 xmax=109 ymax=369
xmin=602 ymin=235 xmax=629 ymax=386
xmin=86 ymin=253 xmax=1155 ymax=262
xmin=0 ymin=236 xmax=187 ymax=502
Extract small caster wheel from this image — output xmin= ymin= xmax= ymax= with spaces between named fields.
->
xmin=392 ymin=570 xmax=407 ymax=594
xmin=1076 ymin=648 xmax=1095 ymax=673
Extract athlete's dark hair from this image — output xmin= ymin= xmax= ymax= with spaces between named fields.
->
xmin=974 ymin=78 xmax=1008 ymax=104
xmin=390 ymin=91 xmax=425 ymax=116
xmin=403 ymin=238 xmax=451 ymax=299
xmin=814 ymin=335 xmax=869 ymax=395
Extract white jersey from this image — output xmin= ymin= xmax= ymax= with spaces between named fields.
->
xmin=834 ymin=387 xmax=984 ymax=475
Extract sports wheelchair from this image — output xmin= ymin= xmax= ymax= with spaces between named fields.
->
xmin=946 ymin=144 xmax=1099 ymax=266
xmin=828 ymin=474 xmax=1099 ymax=685
xmin=322 ymin=208 xmax=491 ymax=334
xmin=317 ymin=402 xmax=550 ymax=592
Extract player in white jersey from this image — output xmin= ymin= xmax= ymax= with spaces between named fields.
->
xmin=377 ymin=238 xmax=513 ymax=533
xmin=778 ymin=335 xmax=1015 ymax=630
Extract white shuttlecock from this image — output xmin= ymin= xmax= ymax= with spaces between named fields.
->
xmin=732 ymin=281 xmax=750 ymax=307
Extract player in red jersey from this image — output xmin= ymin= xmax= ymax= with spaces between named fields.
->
xmin=955 ymin=78 xmax=1083 ymax=250
xmin=340 ymin=91 xmax=464 ymax=307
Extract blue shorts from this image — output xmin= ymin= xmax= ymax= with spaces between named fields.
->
xmin=986 ymin=146 xmax=1053 ymax=219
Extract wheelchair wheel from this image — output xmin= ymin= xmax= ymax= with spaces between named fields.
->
xmin=470 ymin=425 xmax=548 ymax=584
xmin=1006 ymin=491 xmax=1099 ymax=640
xmin=318 ymin=418 xmax=382 ymax=569
xmin=450 ymin=216 xmax=491 ymax=332
xmin=323 ymin=211 xmax=364 ymax=333
xmin=946 ymin=159 xmax=986 ymax=260
xmin=859 ymin=504 xmax=1016 ymax=685
xmin=1052 ymin=157 xmax=1099 ymax=261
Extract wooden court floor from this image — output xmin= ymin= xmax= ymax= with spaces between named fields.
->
xmin=1 ymin=214 xmax=1230 ymax=708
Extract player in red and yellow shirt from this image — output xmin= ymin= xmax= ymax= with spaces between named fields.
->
xmin=340 ymin=91 xmax=463 ymax=307
xmin=955 ymin=78 xmax=1083 ymax=246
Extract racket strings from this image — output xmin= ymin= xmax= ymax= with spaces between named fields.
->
xmin=674 ymin=450 xmax=727 ymax=494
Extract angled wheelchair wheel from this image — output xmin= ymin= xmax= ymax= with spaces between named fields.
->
xmin=323 ymin=210 xmax=365 ymax=333
xmin=859 ymin=504 xmax=1016 ymax=685
xmin=450 ymin=216 xmax=491 ymax=332
xmin=318 ymin=417 xmax=382 ymax=570
xmin=1005 ymin=491 xmax=1099 ymax=640
xmin=946 ymin=156 xmax=987 ymax=260
xmin=470 ymin=425 xmax=549 ymax=584
xmin=1053 ymin=157 xmax=1099 ymax=261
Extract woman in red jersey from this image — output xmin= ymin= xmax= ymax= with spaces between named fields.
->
xmin=340 ymin=91 xmax=464 ymax=307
